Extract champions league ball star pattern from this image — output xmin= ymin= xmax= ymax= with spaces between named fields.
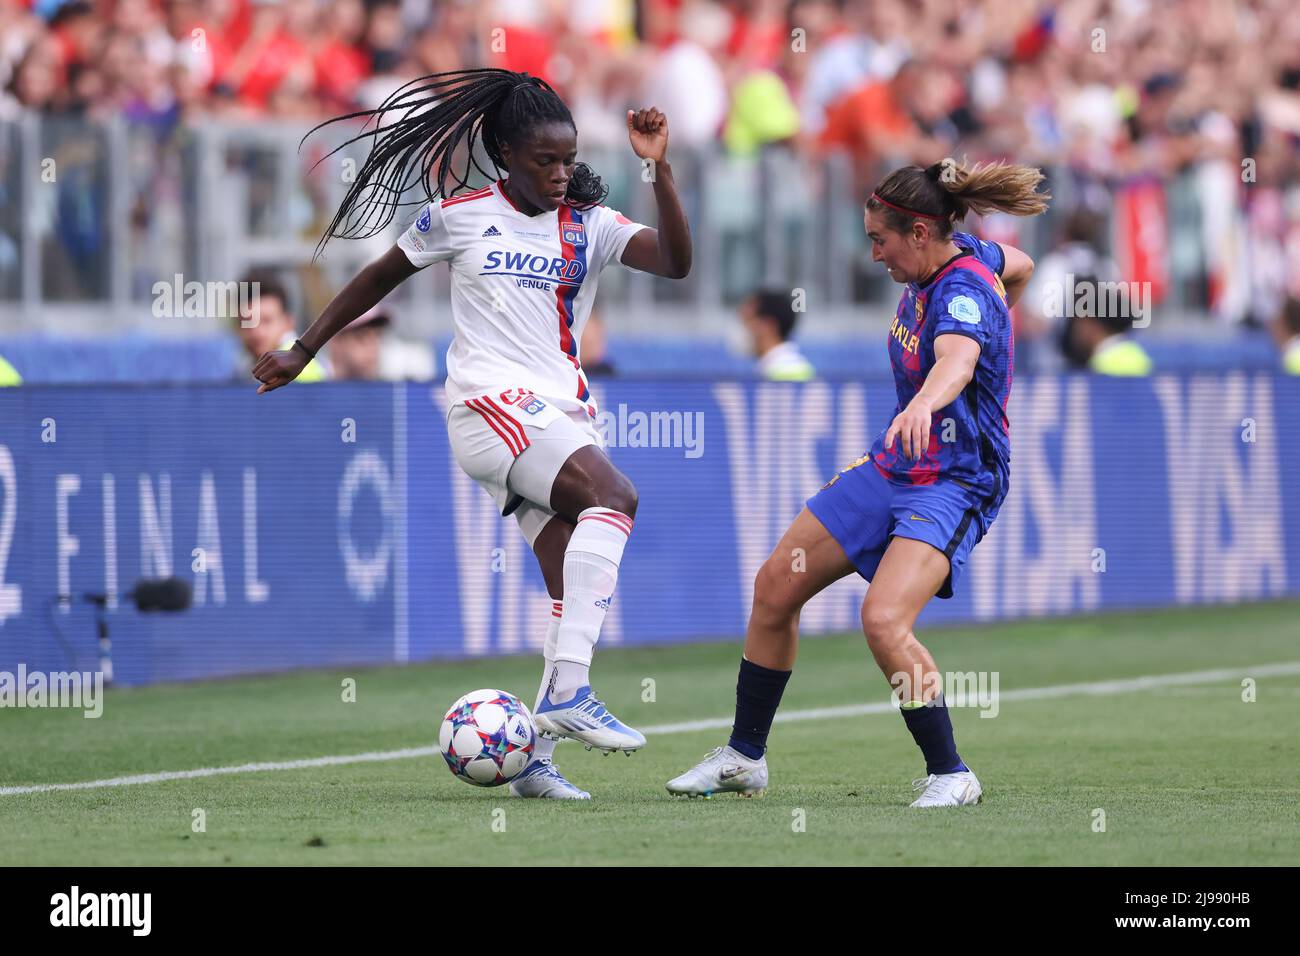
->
xmin=439 ymin=689 xmax=536 ymax=786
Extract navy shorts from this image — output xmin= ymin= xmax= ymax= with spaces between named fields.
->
xmin=806 ymin=458 xmax=989 ymax=599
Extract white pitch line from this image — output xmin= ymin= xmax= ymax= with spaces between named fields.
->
xmin=640 ymin=660 xmax=1300 ymax=734
xmin=0 ymin=748 xmax=440 ymax=796
xmin=3 ymin=661 xmax=1298 ymax=797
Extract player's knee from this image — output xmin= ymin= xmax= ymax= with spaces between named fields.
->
xmin=576 ymin=474 xmax=637 ymax=520
xmin=602 ymin=476 xmax=637 ymax=520
xmin=752 ymin=559 xmax=801 ymax=623
xmin=861 ymin=600 xmax=906 ymax=651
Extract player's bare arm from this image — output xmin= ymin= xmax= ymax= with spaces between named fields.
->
xmin=253 ymin=246 xmax=418 ymax=393
xmin=884 ymin=333 xmax=982 ymax=461
xmin=619 ymin=108 xmax=692 ymax=279
xmin=998 ymin=243 xmax=1034 ymax=307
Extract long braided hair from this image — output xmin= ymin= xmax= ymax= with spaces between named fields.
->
xmin=304 ymin=68 xmax=608 ymax=256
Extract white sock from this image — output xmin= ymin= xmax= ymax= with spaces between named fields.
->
xmin=551 ymin=660 xmax=590 ymax=701
xmin=532 ymin=600 xmax=563 ymax=762
xmin=552 ymin=507 xmax=632 ymax=700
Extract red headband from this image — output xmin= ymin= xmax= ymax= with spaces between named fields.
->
xmin=869 ymin=192 xmax=948 ymax=222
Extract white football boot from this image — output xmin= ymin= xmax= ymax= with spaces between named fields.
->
xmin=665 ymin=745 xmax=768 ymax=799
xmin=509 ymin=757 xmax=591 ymax=800
xmin=532 ymin=685 xmax=646 ymax=754
xmin=909 ymin=768 xmax=982 ymax=807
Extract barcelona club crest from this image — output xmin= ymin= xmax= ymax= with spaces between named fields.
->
xmin=561 ymin=222 xmax=586 ymax=247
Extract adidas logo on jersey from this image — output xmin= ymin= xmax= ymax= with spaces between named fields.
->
xmin=482 ymin=225 xmax=502 ymax=237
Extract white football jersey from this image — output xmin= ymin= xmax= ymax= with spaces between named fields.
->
xmin=397 ymin=178 xmax=647 ymax=414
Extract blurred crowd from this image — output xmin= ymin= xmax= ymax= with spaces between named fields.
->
xmin=3 ymin=0 xmax=1298 ymax=180
xmin=3 ymin=0 xmax=1300 ymax=379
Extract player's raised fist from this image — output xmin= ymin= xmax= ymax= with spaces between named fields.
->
xmin=626 ymin=107 xmax=668 ymax=164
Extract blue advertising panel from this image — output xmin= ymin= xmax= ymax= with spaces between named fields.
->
xmin=1 ymin=374 xmax=1295 ymax=685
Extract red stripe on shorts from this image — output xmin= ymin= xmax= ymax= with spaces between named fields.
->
xmin=466 ymin=398 xmax=522 ymax=456
xmin=480 ymin=396 xmax=530 ymax=452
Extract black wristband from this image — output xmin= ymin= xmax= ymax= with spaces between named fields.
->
xmin=292 ymin=339 xmax=316 ymax=360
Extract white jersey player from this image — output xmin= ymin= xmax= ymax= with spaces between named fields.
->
xmin=254 ymin=70 xmax=693 ymax=800
xmin=397 ymin=178 xmax=643 ymax=545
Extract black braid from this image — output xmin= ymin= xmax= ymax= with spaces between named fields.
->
xmin=303 ymin=68 xmax=608 ymax=257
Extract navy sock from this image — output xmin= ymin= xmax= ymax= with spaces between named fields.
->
xmin=899 ymin=695 xmax=965 ymax=775
xmin=728 ymin=657 xmax=791 ymax=760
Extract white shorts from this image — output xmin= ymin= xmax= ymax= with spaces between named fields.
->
xmin=447 ymin=388 xmax=603 ymax=547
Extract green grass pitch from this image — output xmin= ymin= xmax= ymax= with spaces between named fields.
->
xmin=2 ymin=601 xmax=1298 ymax=866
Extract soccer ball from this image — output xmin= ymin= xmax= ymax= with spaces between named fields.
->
xmin=439 ymin=689 xmax=536 ymax=786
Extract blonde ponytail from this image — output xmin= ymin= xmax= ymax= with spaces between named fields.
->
xmin=868 ymin=159 xmax=1050 ymax=237
xmin=936 ymin=159 xmax=1050 ymax=220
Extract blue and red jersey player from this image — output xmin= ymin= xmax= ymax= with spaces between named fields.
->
xmin=810 ymin=229 xmax=1012 ymax=598
xmin=667 ymin=160 xmax=1048 ymax=807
